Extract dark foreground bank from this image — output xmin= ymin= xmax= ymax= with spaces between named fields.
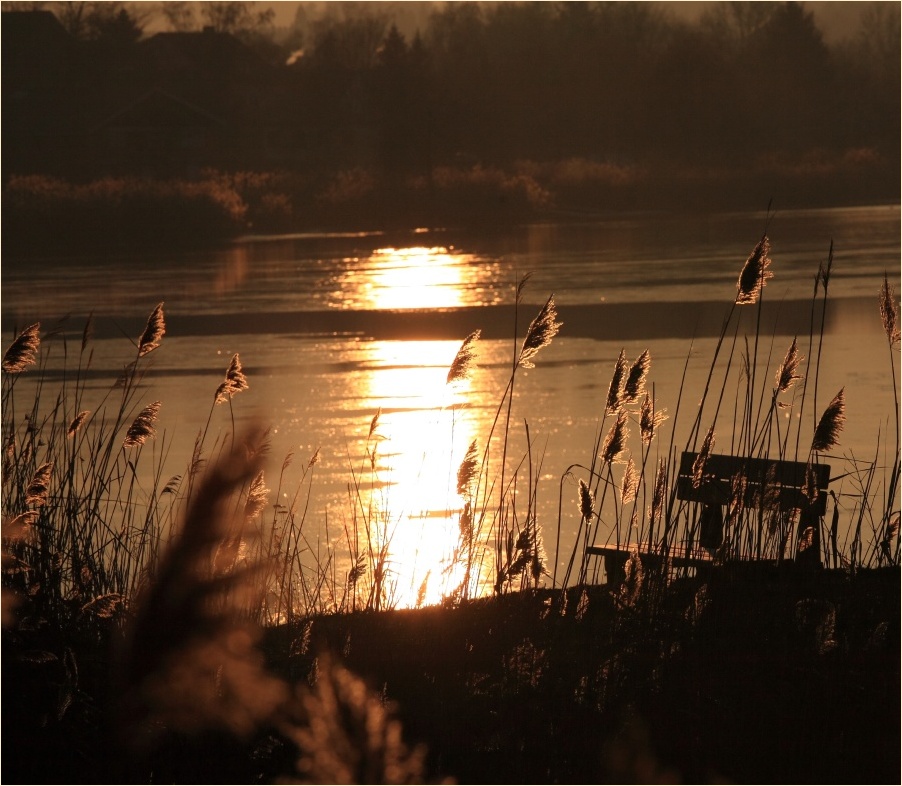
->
xmin=3 ymin=566 xmax=898 ymax=784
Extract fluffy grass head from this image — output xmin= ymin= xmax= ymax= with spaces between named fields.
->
xmin=137 ymin=302 xmax=165 ymax=357
xmin=2 ymin=323 xmax=41 ymax=374
xmin=215 ymin=353 xmax=249 ymax=404
xmin=812 ymin=389 xmax=846 ymax=453
xmin=447 ymin=330 xmax=481 ymax=384
xmin=736 ymin=235 xmax=773 ymax=305
xmin=518 ymin=295 xmax=562 ymax=369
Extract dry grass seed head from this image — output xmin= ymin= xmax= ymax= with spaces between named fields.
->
xmin=691 ymin=426 xmax=716 ymax=489
xmin=25 ymin=462 xmax=54 ymax=506
xmin=67 ymin=410 xmax=90 ymax=437
xmin=736 ymin=235 xmax=774 ymax=305
xmin=639 ymin=393 xmax=668 ymax=445
xmin=518 ymin=294 xmax=562 ymax=369
xmin=606 ymin=349 xmax=628 ymax=414
xmin=578 ymin=478 xmax=594 ymax=521
xmin=447 ymin=329 xmax=481 ymax=384
xmin=124 ymin=401 xmax=162 ymax=447
xmin=623 ymin=349 xmax=651 ymax=403
xmin=285 ymin=653 xmax=428 ymax=785
xmin=775 ymin=337 xmax=803 ymax=393
xmin=649 ymin=459 xmax=667 ymax=526
xmin=215 ymin=353 xmax=249 ymax=404
xmin=601 ymin=409 xmax=630 ymax=464
xmin=880 ymin=273 xmax=900 ymax=345
xmin=244 ymin=470 xmax=269 ymax=522
xmin=137 ymin=302 xmax=165 ymax=357
xmin=621 ymin=457 xmax=638 ymax=505
xmin=2 ymin=323 xmax=41 ymax=374
xmin=812 ymin=388 xmax=845 ymax=452
xmin=116 ymin=432 xmax=288 ymax=746
xmin=456 ymin=439 xmax=479 ymax=497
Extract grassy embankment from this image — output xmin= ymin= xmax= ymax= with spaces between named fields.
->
xmin=1 ymin=228 xmax=899 ymax=783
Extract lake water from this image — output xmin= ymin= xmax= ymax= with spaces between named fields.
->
xmin=3 ymin=204 xmax=899 ymax=606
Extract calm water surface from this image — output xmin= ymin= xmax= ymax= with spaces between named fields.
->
xmin=4 ymin=205 xmax=899 ymax=604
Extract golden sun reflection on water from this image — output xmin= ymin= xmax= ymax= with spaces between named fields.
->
xmin=333 ymin=246 xmax=476 ymax=310
xmin=354 ymin=338 xmax=480 ymax=608
xmin=331 ymin=245 xmax=501 ymax=607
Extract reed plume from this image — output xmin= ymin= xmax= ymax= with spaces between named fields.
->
xmin=137 ymin=302 xmax=165 ymax=357
xmin=605 ymin=350 xmax=628 ymax=414
xmin=621 ymin=457 xmax=638 ymax=505
xmin=691 ymin=426 xmax=715 ymax=488
xmin=879 ymin=274 xmax=900 ymax=345
xmin=456 ymin=439 xmax=479 ymax=497
xmin=244 ymin=470 xmax=269 ymax=522
xmin=25 ymin=462 xmax=54 ymax=507
xmin=812 ymin=389 xmax=845 ymax=452
xmin=67 ymin=410 xmax=90 ymax=437
xmin=775 ymin=337 xmax=803 ymax=393
xmin=639 ymin=393 xmax=667 ymax=445
xmin=600 ymin=410 xmax=629 ymax=464
xmin=518 ymin=295 xmax=562 ymax=369
xmin=578 ymin=479 xmax=594 ymax=521
xmin=735 ymin=235 xmax=773 ymax=305
xmin=623 ymin=350 xmax=650 ymax=404
xmin=282 ymin=653 xmax=428 ymax=784
xmin=2 ymin=322 xmax=40 ymax=373
xmin=215 ymin=353 xmax=249 ymax=404
xmin=124 ymin=401 xmax=162 ymax=447
xmin=447 ymin=330 xmax=481 ymax=384
xmin=115 ymin=431 xmax=288 ymax=747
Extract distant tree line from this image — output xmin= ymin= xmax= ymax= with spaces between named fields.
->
xmin=2 ymin=1 xmax=898 ymax=239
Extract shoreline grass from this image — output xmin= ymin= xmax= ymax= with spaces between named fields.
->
xmin=1 ymin=226 xmax=899 ymax=783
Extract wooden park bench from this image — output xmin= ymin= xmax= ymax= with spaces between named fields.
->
xmin=587 ymin=451 xmax=832 ymax=584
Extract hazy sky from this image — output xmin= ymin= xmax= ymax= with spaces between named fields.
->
xmin=250 ymin=1 xmax=873 ymax=44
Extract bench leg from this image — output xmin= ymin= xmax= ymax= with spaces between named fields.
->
xmin=604 ymin=551 xmax=628 ymax=586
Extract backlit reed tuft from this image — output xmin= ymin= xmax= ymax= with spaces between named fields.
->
xmin=518 ymin=294 xmax=562 ymax=369
xmin=639 ymin=393 xmax=667 ymax=445
xmin=282 ymin=653 xmax=428 ymax=785
xmin=879 ymin=274 xmax=899 ymax=345
xmin=692 ymin=426 xmax=715 ymax=488
xmin=775 ymin=337 xmax=803 ymax=393
xmin=67 ymin=410 xmax=90 ymax=437
xmin=124 ymin=401 xmax=162 ymax=447
xmin=2 ymin=322 xmax=40 ymax=373
xmin=215 ymin=353 xmax=249 ymax=403
xmin=447 ymin=330 xmax=481 ymax=384
xmin=649 ymin=459 xmax=666 ymax=527
xmin=735 ymin=235 xmax=773 ymax=305
xmin=605 ymin=349 xmax=628 ymax=413
xmin=244 ymin=470 xmax=269 ymax=522
xmin=115 ymin=433 xmax=288 ymax=746
xmin=600 ymin=409 xmax=629 ymax=464
xmin=137 ymin=302 xmax=165 ymax=357
xmin=812 ymin=388 xmax=845 ymax=452
xmin=621 ymin=457 xmax=638 ymax=505
xmin=578 ymin=478 xmax=594 ymax=521
xmin=623 ymin=349 xmax=650 ymax=404
xmin=456 ymin=439 xmax=479 ymax=497
xmin=367 ymin=408 xmax=382 ymax=441
xmin=25 ymin=462 xmax=54 ymax=507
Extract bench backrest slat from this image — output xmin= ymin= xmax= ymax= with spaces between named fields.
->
xmin=677 ymin=452 xmax=830 ymax=516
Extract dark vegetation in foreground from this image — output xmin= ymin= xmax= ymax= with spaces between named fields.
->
xmin=6 ymin=569 xmax=900 ymax=784
xmin=2 ymin=229 xmax=900 ymax=783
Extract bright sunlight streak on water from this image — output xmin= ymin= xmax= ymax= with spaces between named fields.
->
xmin=337 ymin=248 xmax=490 ymax=606
xmin=331 ymin=246 xmax=475 ymax=311
xmin=352 ymin=339 xmax=480 ymax=608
